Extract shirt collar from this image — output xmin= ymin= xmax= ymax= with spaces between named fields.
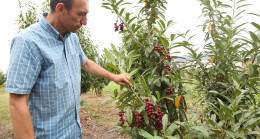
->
xmin=39 ymin=16 xmax=71 ymax=40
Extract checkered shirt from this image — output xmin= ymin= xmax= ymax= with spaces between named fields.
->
xmin=6 ymin=16 xmax=87 ymax=138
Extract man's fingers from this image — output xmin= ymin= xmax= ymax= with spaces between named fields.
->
xmin=123 ymin=77 xmax=132 ymax=87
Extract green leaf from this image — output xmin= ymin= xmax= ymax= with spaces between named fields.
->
xmin=248 ymin=13 xmax=260 ymax=18
xmin=159 ymin=20 xmax=166 ymax=30
xmin=106 ymin=63 xmax=119 ymax=72
xmin=119 ymin=66 xmax=126 ymax=73
xmin=143 ymin=113 xmax=149 ymax=125
xmin=129 ymin=68 xmax=140 ymax=76
xmin=119 ymin=8 xmax=125 ymax=16
xmin=167 ymin=20 xmax=174 ymax=28
xmin=248 ymin=131 xmax=260 ymax=136
xmin=247 ymin=64 xmax=255 ymax=77
xmin=115 ymin=0 xmax=123 ymax=8
xmin=101 ymin=6 xmax=112 ymax=10
xmin=125 ymin=107 xmax=133 ymax=125
xmin=170 ymin=34 xmax=175 ymax=41
xmin=111 ymin=43 xmax=119 ymax=56
xmin=251 ymin=22 xmax=260 ymax=31
xmin=249 ymin=31 xmax=260 ymax=42
xmin=125 ymin=13 xmax=130 ymax=22
xmin=166 ymin=123 xmax=178 ymax=136
xmin=113 ymin=89 xmax=118 ymax=98
xmin=128 ymin=17 xmax=136 ymax=25
xmin=159 ymin=36 xmax=169 ymax=47
xmin=231 ymin=73 xmax=240 ymax=88
xmin=166 ymin=136 xmax=179 ymax=139
xmin=243 ymin=117 xmax=260 ymax=128
xmin=217 ymin=98 xmax=225 ymax=106
xmin=137 ymin=105 xmax=145 ymax=113
xmin=191 ymin=126 xmax=209 ymax=137
xmin=154 ymin=136 xmax=163 ymax=139
xmin=218 ymin=26 xmax=230 ymax=36
xmin=162 ymin=114 xmax=168 ymax=134
xmin=138 ymin=129 xmax=154 ymax=138
xmin=155 ymin=91 xmax=160 ymax=100
xmin=240 ymin=77 xmax=260 ymax=89
xmin=208 ymin=91 xmax=231 ymax=103
xmin=104 ymin=48 xmax=115 ymax=64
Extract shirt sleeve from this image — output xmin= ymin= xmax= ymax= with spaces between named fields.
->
xmin=79 ymin=46 xmax=88 ymax=66
xmin=74 ymin=34 xmax=88 ymax=66
xmin=5 ymin=36 xmax=41 ymax=94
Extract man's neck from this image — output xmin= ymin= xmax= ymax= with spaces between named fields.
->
xmin=46 ymin=12 xmax=67 ymax=37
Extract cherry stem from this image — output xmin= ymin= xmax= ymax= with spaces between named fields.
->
xmin=130 ymin=87 xmax=144 ymax=105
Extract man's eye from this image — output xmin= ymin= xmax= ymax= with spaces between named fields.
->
xmin=78 ymin=13 xmax=86 ymax=16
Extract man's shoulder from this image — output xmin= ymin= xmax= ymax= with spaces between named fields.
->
xmin=15 ymin=22 xmax=42 ymax=41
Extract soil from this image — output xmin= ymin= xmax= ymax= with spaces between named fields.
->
xmin=0 ymin=93 xmax=128 ymax=139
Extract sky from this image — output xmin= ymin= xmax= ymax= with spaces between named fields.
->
xmin=0 ymin=0 xmax=260 ymax=73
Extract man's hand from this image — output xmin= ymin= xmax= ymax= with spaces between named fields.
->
xmin=82 ymin=60 xmax=133 ymax=87
xmin=113 ymin=73 xmax=133 ymax=87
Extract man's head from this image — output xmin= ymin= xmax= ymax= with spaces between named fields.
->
xmin=49 ymin=0 xmax=89 ymax=33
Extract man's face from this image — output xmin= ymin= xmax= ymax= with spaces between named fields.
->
xmin=62 ymin=0 xmax=89 ymax=33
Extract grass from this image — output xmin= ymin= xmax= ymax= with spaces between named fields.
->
xmin=0 ymin=85 xmax=12 ymax=125
xmin=102 ymin=81 xmax=121 ymax=94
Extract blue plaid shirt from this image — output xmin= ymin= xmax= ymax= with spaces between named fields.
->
xmin=6 ymin=16 xmax=87 ymax=138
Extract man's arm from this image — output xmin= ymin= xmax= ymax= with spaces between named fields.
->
xmin=9 ymin=94 xmax=35 ymax=139
xmin=81 ymin=60 xmax=133 ymax=87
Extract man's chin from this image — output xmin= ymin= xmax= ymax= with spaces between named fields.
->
xmin=73 ymin=27 xmax=82 ymax=33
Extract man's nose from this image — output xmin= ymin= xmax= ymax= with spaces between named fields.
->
xmin=80 ymin=16 xmax=87 ymax=25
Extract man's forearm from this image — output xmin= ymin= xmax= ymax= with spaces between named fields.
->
xmin=9 ymin=94 xmax=35 ymax=139
xmin=81 ymin=60 xmax=116 ymax=81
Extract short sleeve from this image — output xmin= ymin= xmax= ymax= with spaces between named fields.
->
xmin=5 ymin=36 xmax=41 ymax=94
xmin=73 ymin=33 xmax=87 ymax=66
xmin=79 ymin=46 xmax=87 ymax=66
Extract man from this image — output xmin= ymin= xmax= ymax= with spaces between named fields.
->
xmin=6 ymin=0 xmax=132 ymax=138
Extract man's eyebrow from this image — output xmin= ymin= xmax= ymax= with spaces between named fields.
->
xmin=79 ymin=11 xmax=88 ymax=14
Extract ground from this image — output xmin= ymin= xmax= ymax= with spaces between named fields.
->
xmin=0 ymin=83 xmax=129 ymax=139
xmin=80 ymin=93 xmax=129 ymax=139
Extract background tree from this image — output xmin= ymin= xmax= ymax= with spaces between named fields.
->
xmin=77 ymin=28 xmax=109 ymax=94
xmin=0 ymin=71 xmax=6 ymax=86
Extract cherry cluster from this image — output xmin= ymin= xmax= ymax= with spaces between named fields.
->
xmin=154 ymin=105 xmax=163 ymax=130
xmin=144 ymin=98 xmax=163 ymax=130
xmin=119 ymin=22 xmax=124 ymax=31
xmin=114 ymin=20 xmax=124 ymax=32
xmin=154 ymin=45 xmax=165 ymax=53
xmin=118 ymin=111 xmax=125 ymax=125
xmin=166 ymin=87 xmax=173 ymax=104
xmin=132 ymin=111 xmax=144 ymax=128
xmin=145 ymin=101 xmax=154 ymax=120
xmin=165 ymin=64 xmax=171 ymax=75
xmin=166 ymin=54 xmax=173 ymax=61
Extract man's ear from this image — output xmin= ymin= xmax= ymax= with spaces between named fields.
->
xmin=56 ymin=3 xmax=65 ymax=15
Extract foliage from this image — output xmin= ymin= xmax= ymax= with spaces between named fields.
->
xmin=185 ymin=0 xmax=260 ymax=137
xmin=102 ymin=0 xmax=259 ymax=138
xmin=90 ymin=55 xmax=110 ymax=95
xmin=102 ymin=0 xmax=195 ymax=138
xmin=17 ymin=0 xmax=40 ymax=30
xmin=0 ymin=71 xmax=6 ymax=86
